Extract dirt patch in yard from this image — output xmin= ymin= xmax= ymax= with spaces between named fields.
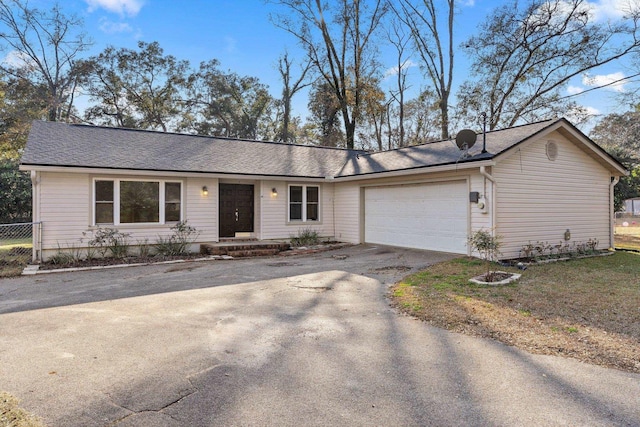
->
xmin=390 ymin=253 xmax=640 ymax=373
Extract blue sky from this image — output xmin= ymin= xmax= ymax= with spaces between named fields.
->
xmin=20 ymin=0 xmax=640 ymax=132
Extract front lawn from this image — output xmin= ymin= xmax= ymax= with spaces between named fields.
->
xmin=390 ymin=252 xmax=640 ymax=373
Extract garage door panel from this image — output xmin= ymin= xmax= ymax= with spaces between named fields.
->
xmin=364 ymin=181 xmax=468 ymax=254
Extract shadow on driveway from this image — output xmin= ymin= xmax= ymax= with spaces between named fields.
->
xmin=0 ymin=245 xmax=456 ymax=314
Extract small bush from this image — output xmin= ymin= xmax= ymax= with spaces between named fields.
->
xmin=518 ymin=238 xmax=602 ymax=261
xmin=85 ymin=228 xmax=131 ymax=258
xmin=290 ymin=228 xmax=320 ymax=247
xmin=467 ymin=229 xmax=502 ymax=282
xmin=48 ymin=242 xmax=84 ymax=265
xmin=136 ymin=238 xmax=153 ymax=258
xmin=48 ymin=251 xmax=76 ymax=266
xmin=155 ymin=221 xmax=200 ymax=256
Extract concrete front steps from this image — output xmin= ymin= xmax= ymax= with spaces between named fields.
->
xmin=200 ymin=239 xmax=291 ymax=258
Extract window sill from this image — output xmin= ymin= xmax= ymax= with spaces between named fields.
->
xmin=287 ymin=220 xmax=322 ymax=225
xmin=90 ymin=222 xmax=180 ymax=229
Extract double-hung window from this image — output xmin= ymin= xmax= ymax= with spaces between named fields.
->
xmin=94 ymin=179 xmax=182 ymax=225
xmin=288 ymin=185 xmax=319 ymax=222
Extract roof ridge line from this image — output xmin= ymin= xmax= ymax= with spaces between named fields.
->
xmin=39 ymin=120 xmax=363 ymax=153
xmin=355 ymin=119 xmax=557 ymax=158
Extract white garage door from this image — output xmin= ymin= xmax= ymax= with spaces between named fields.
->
xmin=364 ymin=180 xmax=468 ymax=254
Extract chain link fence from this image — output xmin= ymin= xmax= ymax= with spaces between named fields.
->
xmin=0 ymin=222 xmax=41 ymax=276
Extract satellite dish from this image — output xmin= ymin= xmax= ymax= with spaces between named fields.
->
xmin=455 ymin=129 xmax=477 ymax=150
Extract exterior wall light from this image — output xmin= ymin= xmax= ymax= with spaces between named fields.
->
xmin=202 ymin=186 xmax=208 ymax=196
xmin=271 ymin=187 xmax=278 ymax=196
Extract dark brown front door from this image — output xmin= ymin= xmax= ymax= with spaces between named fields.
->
xmin=219 ymin=184 xmax=254 ymax=238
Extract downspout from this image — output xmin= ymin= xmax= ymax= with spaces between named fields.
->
xmin=610 ymin=176 xmax=620 ymax=250
xmin=259 ymin=181 xmax=263 ymax=241
xmin=30 ymin=171 xmax=40 ymax=262
xmin=479 ymin=165 xmax=496 ymax=232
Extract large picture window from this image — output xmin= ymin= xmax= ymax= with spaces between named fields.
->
xmin=94 ymin=179 xmax=182 ymax=225
xmin=289 ymin=185 xmax=319 ymax=222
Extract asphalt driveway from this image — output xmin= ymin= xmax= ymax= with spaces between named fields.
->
xmin=0 ymin=245 xmax=638 ymax=426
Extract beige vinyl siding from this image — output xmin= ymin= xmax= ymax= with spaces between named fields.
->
xmin=334 ymin=182 xmax=362 ymax=243
xmin=259 ymin=180 xmax=335 ymax=240
xmin=184 ymin=178 xmax=218 ymax=242
xmin=258 ymin=181 xmax=284 ymax=239
xmin=493 ymin=132 xmax=611 ymax=259
xmin=39 ymin=172 xmax=91 ymax=254
xmin=39 ymin=173 xmax=219 ymax=260
xmin=469 ymin=172 xmax=492 ymax=234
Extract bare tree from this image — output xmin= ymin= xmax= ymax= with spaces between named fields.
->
xmin=276 ymin=51 xmax=311 ymax=143
xmin=391 ymin=0 xmax=454 ymax=139
xmin=386 ymin=17 xmax=412 ymax=147
xmin=0 ymin=0 xmax=91 ymax=122
xmin=270 ymin=0 xmax=387 ymax=149
xmin=458 ymin=0 xmax=640 ymax=130
xmin=403 ymin=88 xmax=441 ymax=145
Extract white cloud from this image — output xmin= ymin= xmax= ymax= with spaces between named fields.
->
xmin=85 ymin=0 xmax=144 ymax=17
xmin=99 ymin=18 xmax=133 ymax=34
xmin=582 ymin=72 xmax=627 ymax=92
xmin=588 ymin=0 xmax=633 ymax=21
xmin=384 ymin=59 xmax=418 ymax=78
xmin=461 ymin=0 xmax=475 ymax=6
xmin=583 ymin=105 xmax=601 ymax=116
xmin=567 ymin=85 xmax=584 ymax=95
xmin=2 ymin=50 xmax=35 ymax=69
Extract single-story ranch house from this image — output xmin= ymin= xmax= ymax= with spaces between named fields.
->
xmin=20 ymin=118 xmax=626 ymax=261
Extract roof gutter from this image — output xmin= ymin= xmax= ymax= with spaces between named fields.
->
xmin=333 ymin=159 xmax=495 ymax=182
xmin=480 ymin=166 xmax=496 ymax=233
xmin=18 ymin=164 xmax=328 ymax=182
xmin=610 ymin=176 xmax=620 ymax=250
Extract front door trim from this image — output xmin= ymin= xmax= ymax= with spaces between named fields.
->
xmin=219 ymin=183 xmax=255 ymax=238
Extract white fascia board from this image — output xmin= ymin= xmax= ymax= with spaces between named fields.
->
xmin=332 ymin=159 xmax=495 ymax=182
xmin=18 ymin=165 xmax=329 ymax=182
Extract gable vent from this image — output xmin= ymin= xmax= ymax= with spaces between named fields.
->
xmin=546 ymin=141 xmax=558 ymax=161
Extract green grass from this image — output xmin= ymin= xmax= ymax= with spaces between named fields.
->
xmin=390 ymin=252 xmax=640 ymax=373
xmin=0 ymin=238 xmax=32 ymax=251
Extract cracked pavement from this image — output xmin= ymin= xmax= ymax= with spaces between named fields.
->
xmin=0 ymin=245 xmax=639 ymax=426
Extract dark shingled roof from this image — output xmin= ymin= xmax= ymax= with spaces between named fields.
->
xmin=21 ymin=121 xmax=357 ymax=178
xmin=23 ymin=119 xmax=600 ymax=178
xmin=336 ymin=120 xmax=556 ymax=177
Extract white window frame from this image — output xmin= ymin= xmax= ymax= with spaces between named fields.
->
xmin=288 ymin=184 xmax=320 ymax=222
xmin=92 ymin=178 xmax=183 ymax=226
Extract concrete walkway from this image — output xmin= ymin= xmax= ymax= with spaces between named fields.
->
xmin=0 ymin=245 xmax=638 ymax=426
